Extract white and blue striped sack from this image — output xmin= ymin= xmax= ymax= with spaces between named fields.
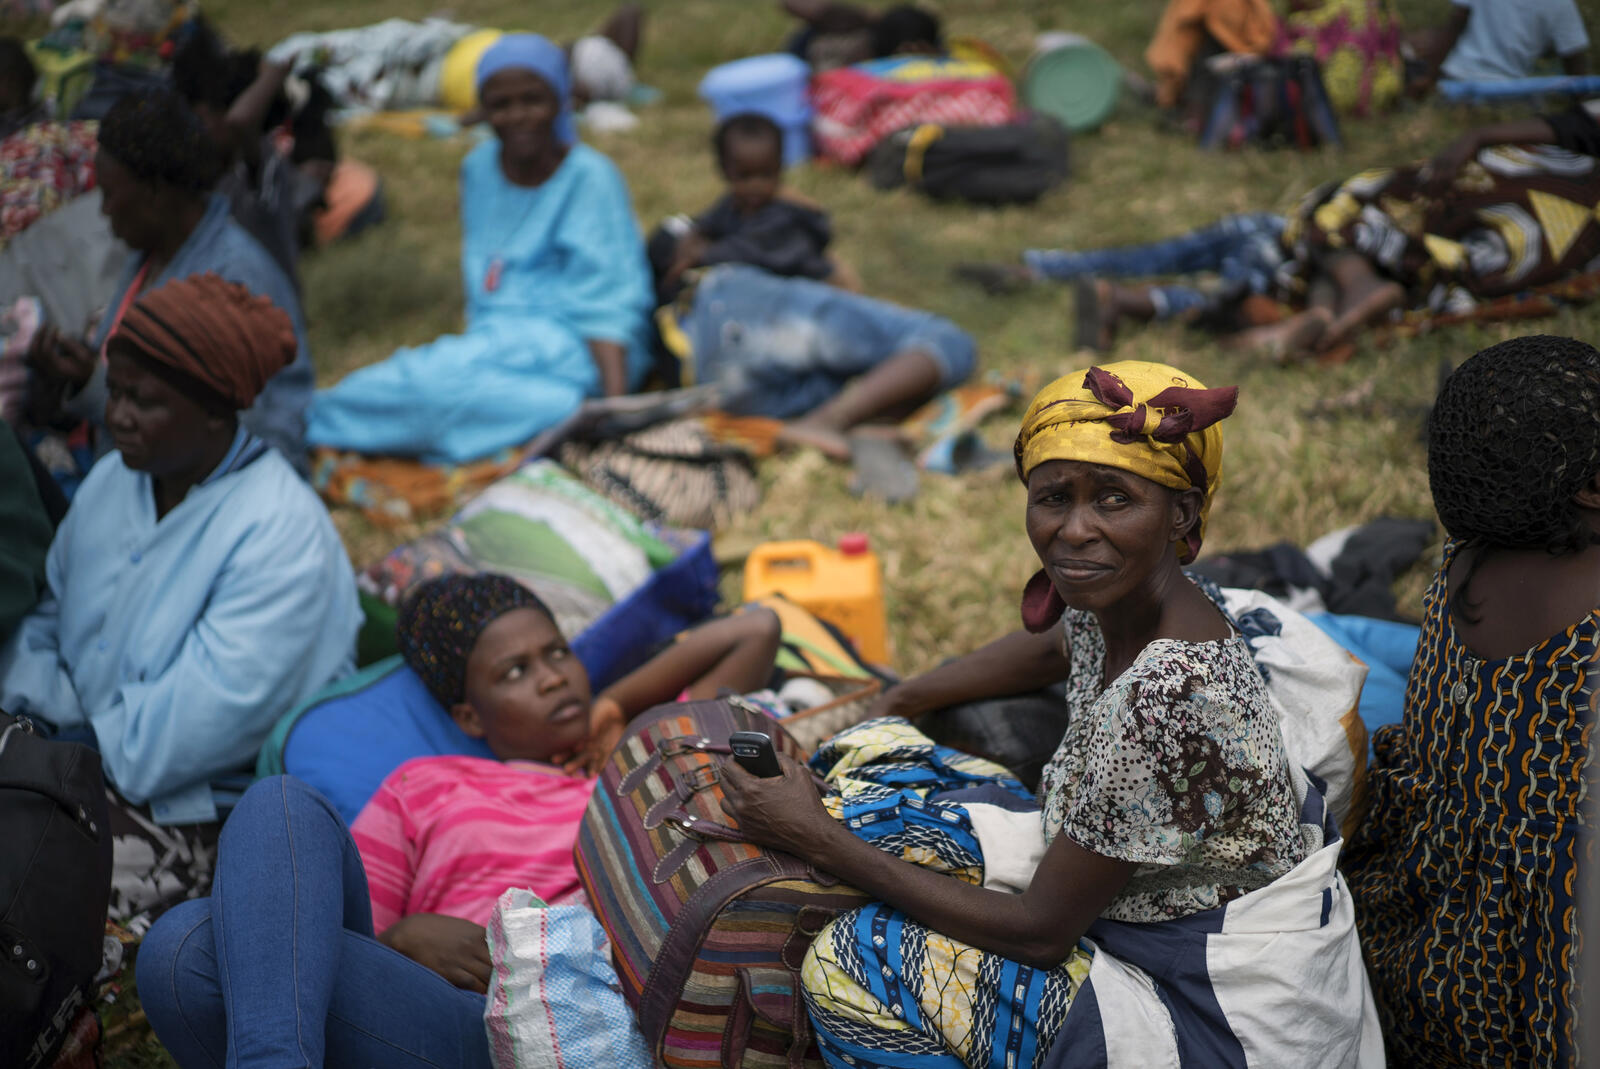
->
xmin=484 ymin=890 xmax=658 ymax=1069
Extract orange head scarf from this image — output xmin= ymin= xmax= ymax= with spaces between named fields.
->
xmin=110 ymin=273 xmax=296 ymax=412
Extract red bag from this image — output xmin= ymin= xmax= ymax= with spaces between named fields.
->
xmin=810 ymin=55 xmax=1015 ymax=167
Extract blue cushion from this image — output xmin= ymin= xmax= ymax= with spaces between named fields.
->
xmin=260 ymin=528 xmax=719 ymax=824
xmin=1307 ymin=613 xmax=1421 ymax=753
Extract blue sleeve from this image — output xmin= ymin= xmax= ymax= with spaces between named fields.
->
xmin=87 ymin=497 xmax=359 ymax=804
xmin=552 ymin=151 xmax=653 ymax=346
xmin=1550 ymin=0 xmax=1590 ymax=55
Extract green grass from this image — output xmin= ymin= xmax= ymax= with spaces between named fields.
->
xmin=69 ymin=0 xmax=1600 ymax=1063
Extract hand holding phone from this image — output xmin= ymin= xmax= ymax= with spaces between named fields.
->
xmin=728 ymin=730 xmax=782 ymax=778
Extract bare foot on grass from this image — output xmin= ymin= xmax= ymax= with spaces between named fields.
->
xmin=1225 ymin=307 xmax=1333 ymax=364
xmin=1318 ymin=280 xmax=1405 ymax=353
xmin=777 ymin=420 xmax=852 ymax=461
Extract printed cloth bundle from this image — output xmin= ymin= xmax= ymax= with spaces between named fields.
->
xmin=810 ymin=55 xmax=1015 ymax=167
xmin=1 ymin=121 xmax=99 ymax=249
xmin=360 ymin=459 xmax=679 ymax=645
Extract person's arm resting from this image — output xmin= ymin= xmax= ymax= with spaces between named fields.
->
xmin=585 ymin=339 xmax=629 ymax=397
xmin=603 ymin=607 xmax=782 ymax=716
xmin=1414 ymin=4 xmax=1471 ymax=91
xmin=875 ymin=627 xmax=1069 ymax=719
xmin=563 ymin=608 xmax=783 ymax=774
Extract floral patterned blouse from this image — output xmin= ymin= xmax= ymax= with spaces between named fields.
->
xmin=1037 ymin=586 xmax=1310 ymax=923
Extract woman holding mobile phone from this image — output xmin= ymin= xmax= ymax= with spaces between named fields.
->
xmin=720 ymin=361 xmax=1383 ymax=1069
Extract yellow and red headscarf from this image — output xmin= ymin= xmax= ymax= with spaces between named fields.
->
xmin=1014 ymin=360 xmax=1238 ymax=630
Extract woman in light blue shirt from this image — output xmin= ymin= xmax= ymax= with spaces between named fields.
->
xmin=307 ymin=34 xmax=654 ymax=465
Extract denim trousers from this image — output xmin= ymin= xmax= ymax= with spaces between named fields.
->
xmin=683 ymin=264 xmax=977 ymax=418
xmin=1024 ymin=212 xmax=1286 ymax=319
xmin=136 ymin=776 xmax=491 ymax=1069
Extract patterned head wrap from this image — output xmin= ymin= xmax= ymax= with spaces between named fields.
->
xmin=475 ymin=33 xmax=577 ymax=147
xmin=1428 ymin=335 xmax=1600 ymax=553
xmin=110 ymin=273 xmax=296 ymax=412
xmin=1014 ymin=361 xmax=1239 ymax=631
xmin=397 ymin=574 xmax=555 ymax=708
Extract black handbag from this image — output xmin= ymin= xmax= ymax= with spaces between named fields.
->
xmin=1189 ymin=54 xmax=1342 ymax=151
xmin=866 ymin=114 xmax=1071 ymax=205
xmin=0 ymin=710 xmax=113 ymax=1069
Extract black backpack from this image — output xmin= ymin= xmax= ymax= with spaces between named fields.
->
xmin=866 ymin=114 xmax=1070 ymax=205
xmin=0 ymin=710 xmax=113 ymax=1069
xmin=1186 ymin=54 xmax=1343 ymax=151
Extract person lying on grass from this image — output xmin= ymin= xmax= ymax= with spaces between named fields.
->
xmin=136 ymin=577 xmax=780 ymax=1069
xmin=1233 ymin=99 xmax=1600 ymax=362
xmin=659 ymin=260 xmax=975 ymax=466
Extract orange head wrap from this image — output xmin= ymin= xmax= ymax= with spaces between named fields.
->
xmin=110 ymin=273 xmax=296 ymax=412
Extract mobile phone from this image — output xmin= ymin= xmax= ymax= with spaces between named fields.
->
xmin=728 ymin=731 xmax=782 ymax=778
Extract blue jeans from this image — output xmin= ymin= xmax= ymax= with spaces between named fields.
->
xmin=136 ymin=776 xmax=490 ymax=1069
xmin=1023 ymin=212 xmax=1286 ymax=319
xmin=683 ymin=264 xmax=976 ymax=418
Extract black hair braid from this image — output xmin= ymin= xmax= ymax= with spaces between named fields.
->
xmin=97 ymin=88 xmax=221 ymax=194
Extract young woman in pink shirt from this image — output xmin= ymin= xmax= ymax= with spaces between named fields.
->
xmin=137 ymin=573 xmax=780 ymax=1068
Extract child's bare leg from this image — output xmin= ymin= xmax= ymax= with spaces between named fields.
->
xmin=1318 ymin=251 xmax=1405 ymax=351
xmin=1075 ymin=279 xmax=1157 ymax=352
xmin=778 ymin=349 xmax=943 ymax=459
xmin=1224 ymin=309 xmax=1333 ymax=362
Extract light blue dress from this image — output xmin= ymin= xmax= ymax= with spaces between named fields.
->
xmin=69 ymin=194 xmax=315 ymax=475
xmin=0 ymin=429 xmax=361 ymax=821
xmin=306 ymin=141 xmax=654 ymax=464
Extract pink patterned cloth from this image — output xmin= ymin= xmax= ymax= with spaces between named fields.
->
xmin=1 ymin=121 xmax=99 ymax=249
xmin=350 ymin=755 xmax=598 ymax=931
xmin=810 ymin=55 xmax=1015 ymax=167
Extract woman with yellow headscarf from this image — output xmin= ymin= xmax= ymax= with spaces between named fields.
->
xmin=720 ymin=361 xmax=1382 ymax=1067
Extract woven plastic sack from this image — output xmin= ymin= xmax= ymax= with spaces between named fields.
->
xmin=559 ymin=419 xmax=760 ymax=532
xmin=484 ymin=890 xmax=656 ymax=1069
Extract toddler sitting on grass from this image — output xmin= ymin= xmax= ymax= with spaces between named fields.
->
xmin=655 ymin=112 xmax=858 ymax=296
xmin=137 ymin=574 xmax=782 ymax=1068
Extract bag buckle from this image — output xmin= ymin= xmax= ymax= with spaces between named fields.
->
xmin=681 ymin=762 xmax=721 ymax=794
xmin=662 ymin=735 xmax=718 ymax=757
xmin=664 ymin=814 xmax=703 ymax=841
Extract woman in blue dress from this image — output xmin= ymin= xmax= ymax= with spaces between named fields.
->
xmin=306 ymin=35 xmax=654 ymax=465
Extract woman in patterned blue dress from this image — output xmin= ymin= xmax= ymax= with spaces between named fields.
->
xmin=1342 ymin=334 xmax=1600 ymax=1067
